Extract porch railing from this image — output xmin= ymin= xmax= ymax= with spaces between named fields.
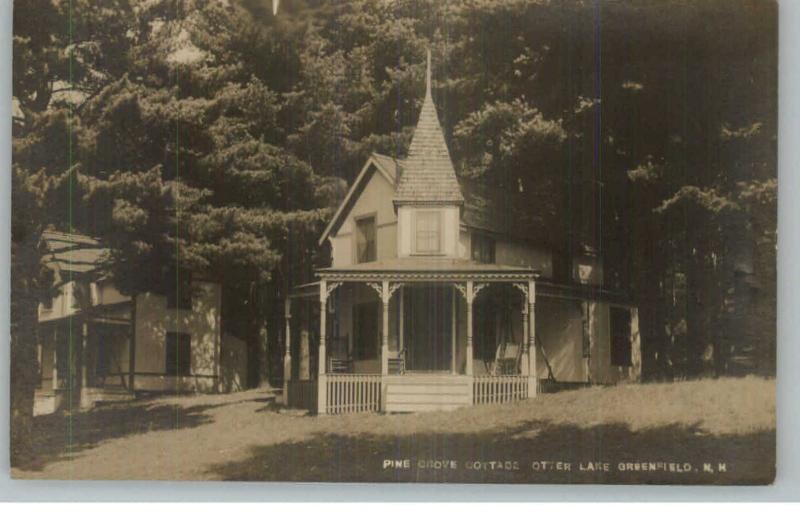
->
xmin=473 ymin=375 xmax=528 ymax=405
xmin=287 ymin=379 xmax=318 ymax=412
xmin=326 ymin=374 xmax=382 ymax=415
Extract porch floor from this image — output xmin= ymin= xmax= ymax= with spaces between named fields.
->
xmin=34 ymin=386 xmax=135 ymax=415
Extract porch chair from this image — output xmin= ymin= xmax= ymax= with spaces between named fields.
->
xmin=327 ymin=335 xmax=353 ymax=373
xmin=328 ymin=358 xmax=352 ymax=374
xmin=490 ymin=342 xmax=522 ymax=375
xmin=388 ymin=347 xmax=407 ymax=375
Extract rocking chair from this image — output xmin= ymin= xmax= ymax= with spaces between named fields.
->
xmin=327 ymin=335 xmax=353 ymax=373
xmin=490 ymin=342 xmax=522 ymax=375
xmin=388 ymin=347 xmax=407 ymax=375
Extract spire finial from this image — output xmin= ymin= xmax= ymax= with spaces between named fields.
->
xmin=425 ymin=48 xmax=432 ymax=96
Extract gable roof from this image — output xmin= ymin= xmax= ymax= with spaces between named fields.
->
xmin=393 ymin=51 xmax=464 ymax=206
xmin=40 ymin=230 xmax=109 ymax=277
xmin=317 ymin=153 xmax=399 ymax=246
xmin=319 ymin=151 xmax=543 ymax=247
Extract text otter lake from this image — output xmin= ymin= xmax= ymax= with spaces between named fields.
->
xmin=382 ymin=459 xmax=729 ymax=474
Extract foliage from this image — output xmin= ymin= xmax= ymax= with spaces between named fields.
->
xmin=11 ymin=0 xmax=778 ymax=429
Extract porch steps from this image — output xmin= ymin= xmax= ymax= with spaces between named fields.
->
xmin=384 ymin=374 xmax=471 ymax=413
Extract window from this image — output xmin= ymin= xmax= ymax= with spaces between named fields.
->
xmin=415 ymin=211 xmax=441 ymax=254
xmin=166 ymin=332 xmax=191 ymax=376
xmin=355 ymin=216 xmax=376 ymax=263
xmin=610 ymin=307 xmax=632 ymax=366
xmin=471 ymin=233 xmax=496 ymax=263
xmin=167 ymin=270 xmax=192 ymax=309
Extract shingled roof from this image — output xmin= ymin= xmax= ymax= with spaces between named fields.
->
xmin=393 ymin=51 xmax=464 ymax=205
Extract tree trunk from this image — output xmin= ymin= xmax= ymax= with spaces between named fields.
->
xmin=10 ymin=236 xmax=42 ymax=468
xmin=259 ymin=321 xmax=270 ymax=387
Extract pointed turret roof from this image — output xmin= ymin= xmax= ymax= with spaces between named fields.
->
xmin=394 ymin=51 xmax=464 ymax=205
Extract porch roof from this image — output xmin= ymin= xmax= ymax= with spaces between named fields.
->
xmin=315 ymin=258 xmax=539 ymax=282
xmin=290 ymin=281 xmax=321 ymax=298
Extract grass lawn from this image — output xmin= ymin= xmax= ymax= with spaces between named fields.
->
xmin=12 ymin=376 xmax=775 ymax=484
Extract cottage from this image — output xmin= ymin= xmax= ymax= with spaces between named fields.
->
xmin=283 ymin=53 xmax=641 ymax=414
xmin=34 ymin=230 xmax=248 ymax=415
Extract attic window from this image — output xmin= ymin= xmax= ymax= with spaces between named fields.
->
xmin=415 ymin=211 xmax=442 ymax=254
xmin=356 ymin=216 xmax=376 ymax=263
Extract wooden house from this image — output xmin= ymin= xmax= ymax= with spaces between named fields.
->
xmin=34 ymin=230 xmax=248 ymax=415
xmin=282 ymin=54 xmax=642 ymax=414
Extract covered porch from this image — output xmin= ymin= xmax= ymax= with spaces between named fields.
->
xmin=36 ymin=309 xmax=135 ymax=415
xmin=282 ymin=260 xmax=539 ymax=414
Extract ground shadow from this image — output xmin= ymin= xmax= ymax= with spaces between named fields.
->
xmin=207 ymin=420 xmax=775 ymax=485
xmin=18 ymin=400 xmax=223 ymax=472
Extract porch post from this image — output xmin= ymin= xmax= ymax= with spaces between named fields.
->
xmin=283 ymin=298 xmax=292 ymax=405
xmin=520 ymin=302 xmax=530 ymax=376
xmin=318 ymin=280 xmax=328 ymax=414
xmin=399 ymin=288 xmax=404 ymax=354
xmin=52 ymin=336 xmax=58 ymax=391
xmin=80 ymin=320 xmax=89 ymax=409
xmin=128 ymin=297 xmax=136 ymax=393
xmin=381 ymin=280 xmax=390 ymax=376
xmin=319 ymin=285 xmax=327 ymax=377
xmin=528 ymin=279 xmax=537 ymax=396
xmin=81 ymin=321 xmax=88 ymax=389
xmin=451 ymin=289 xmax=457 ymax=374
xmin=465 ymin=281 xmax=474 ymax=376
xmin=523 ymin=304 xmax=529 ymax=350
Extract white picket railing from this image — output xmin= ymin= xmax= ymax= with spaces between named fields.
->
xmin=473 ymin=375 xmax=529 ymax=405
xmin=326 ymin=374 xmax=382 ymax=414
xmin=287 ymin=379 xmax=317 ymax=412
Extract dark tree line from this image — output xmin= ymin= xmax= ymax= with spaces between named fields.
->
xmin=12 ymin=0 xmax=776 ymax=464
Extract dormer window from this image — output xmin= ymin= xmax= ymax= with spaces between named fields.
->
xmin=414 ymin=211 xmax=442 ymax=254
xmin=356 ymin=215 xmax=376 ymax=263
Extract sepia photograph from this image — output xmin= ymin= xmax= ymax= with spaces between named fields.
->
xmin=9 ymin=0 xmax=777 ymax=485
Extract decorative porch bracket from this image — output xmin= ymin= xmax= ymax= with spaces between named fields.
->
xmin=512 ymin=283 xmax=530 ymax=350
xmin=453 ymin=282 xmax=488 ymax=304
xmin=520 ymin=280 xmax=537 ymax=395
xmin=366 ymin=281 xmax=404 ymax=376
xmin=365 ymin=281 xmax=403 ymax=304
xmin=512 ymin=282 xmax=529 ymax=302
xmin=324 ymin=281 xmax=343 ymax=302
xmin=318 ymin=280 xmax=342 ymax=376
xmin=317 ymin=280 xmax=342 ymax=414
xmin=453 ymin=281 xmax=488 ymax=377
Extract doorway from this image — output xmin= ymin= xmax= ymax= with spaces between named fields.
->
xmin=353 ymin=301 xmax=380 ymax=362
xmin=403 ymin=285 xmax=454 ymax=372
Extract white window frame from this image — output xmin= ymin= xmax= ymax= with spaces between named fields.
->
xmin=413 ymin=210 xmax=443 ymax=255
xmin=354 ymin=213 xmax=377 ymax=263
